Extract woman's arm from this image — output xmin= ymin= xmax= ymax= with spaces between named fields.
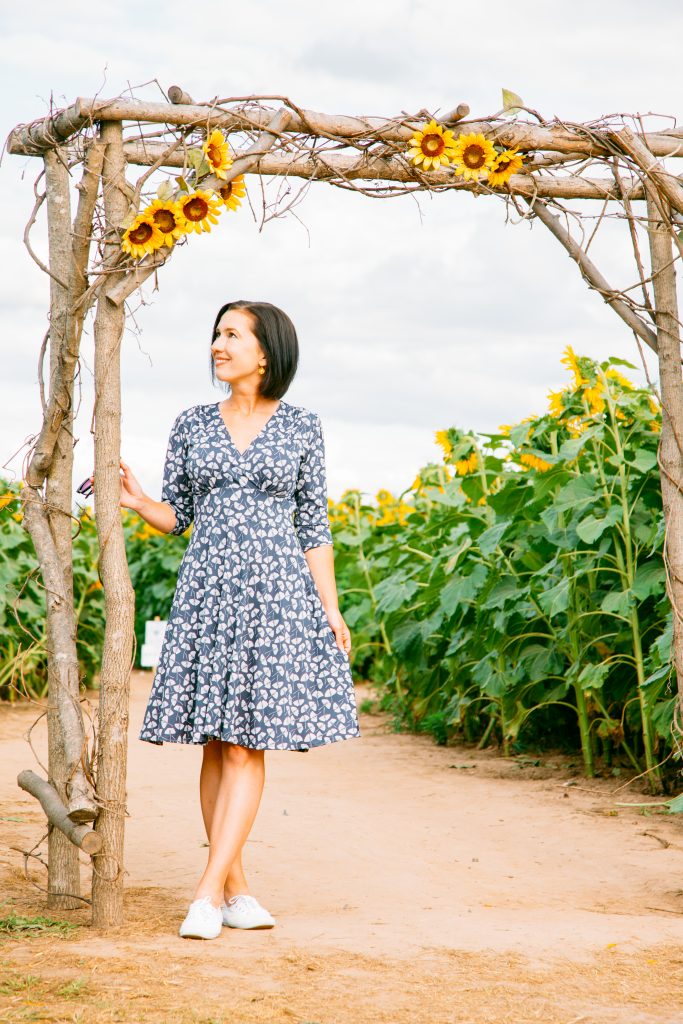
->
xmin=119 ymin=411 xmax=195 ymax=535
xmin=293 ymin=414 xmax=350 ymax=652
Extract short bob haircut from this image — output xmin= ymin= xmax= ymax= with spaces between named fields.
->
xmin=209 ymin=300 xmax=299 ymax=400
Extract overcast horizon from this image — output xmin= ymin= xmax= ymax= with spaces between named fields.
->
xmin=1 ymin=0 xmax=680 ymax=504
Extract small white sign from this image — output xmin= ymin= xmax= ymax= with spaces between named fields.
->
xmin=141 ymin=618 xmax=168 ymax=667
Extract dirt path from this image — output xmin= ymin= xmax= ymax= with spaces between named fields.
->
xmin=2 ymin=672 xmax=683 ymax=1023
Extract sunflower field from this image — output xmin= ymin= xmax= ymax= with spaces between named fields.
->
xmin=0 ymin=348 xmax=677 ymax=791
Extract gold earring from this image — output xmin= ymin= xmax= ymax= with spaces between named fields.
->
xmin=258 ymin=365 xmax=266 ymax=375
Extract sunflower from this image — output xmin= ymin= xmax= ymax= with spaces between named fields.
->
xmin=487 ymin=147 xmax=525 ymax=187
xmin=176 ymin=190 xmax=224 ymax=234
xmin=583 ymin=383 xmax=606 ymax=415
xmin=217 ymin=175 xmax=247 ymax=211
xmin=203 ymin=129 xmax=233 ymax=179
xmin=434 ymin=429 xmax=453 ymax=456
xmin=451 ymin=132 xmax=498 ymax=182
xmin=121 ymin=212 xmax=166 ymax=259
xmin=407 ymin=119 xmax=459 ymax=171
xmin=547 ymin=389 xmax=566 ymax=418
xmin=144 ymin=198 xmax=187 ymax=245
xmin=519 ymin=451 xmax=552 ymax=472
xmin=560 ymin=345 xmax=586 ymax=389
xmin=455 ymin=451 xmax=478 ymax=476
xmin=605 ymin=367 xmax=634 ymax=390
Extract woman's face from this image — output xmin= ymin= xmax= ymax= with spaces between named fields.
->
xmin=211 ymin=308 xmax=265 ymax=385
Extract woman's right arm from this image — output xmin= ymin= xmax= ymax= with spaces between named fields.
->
xmin=119 ymin=411 xmax=195 ymax=535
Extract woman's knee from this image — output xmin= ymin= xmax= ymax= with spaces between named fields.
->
xmin=221 ymin=741 xmax=264 ymax=767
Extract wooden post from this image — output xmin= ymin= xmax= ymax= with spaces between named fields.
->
xmin=645 ymin=182 xmax=683 ymax=751
xmin=42 ymin=147 xmax=90 ymax=907
xmin=90 ymin=120 xmax=136 ymax=928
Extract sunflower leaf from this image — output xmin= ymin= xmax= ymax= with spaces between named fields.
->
xmin=175 ymin=176 xmax=190 ymax=193
xmin=501 ymin=88 xmax=524 ymax=115
xmin=156 ymin=180 xmax=174 ymax=202
xmin=186 ymin=148 xmax=204 ymax=170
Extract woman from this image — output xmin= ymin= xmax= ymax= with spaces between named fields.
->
xmin=119 ymin=299 xmax=361 ymax=939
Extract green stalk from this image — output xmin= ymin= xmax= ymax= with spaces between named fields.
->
xmin=600 ymin=372 xmax=661 ymax=793
xmin=550 ymin=430 xmax=595 ymax=777
xmin=351 ymin=493 xmax=393 ymax=658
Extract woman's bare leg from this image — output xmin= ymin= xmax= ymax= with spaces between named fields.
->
xmin=193 ymin=740 xmax=266 ymax=905
xmin=199 ymin=740 xmax=253 ymax=900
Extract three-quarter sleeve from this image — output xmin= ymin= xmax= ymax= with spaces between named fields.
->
xmin=161 ymin=411 xmax=195 ymax=536
xmin=293 ymin=413 xmax=334 ymax=552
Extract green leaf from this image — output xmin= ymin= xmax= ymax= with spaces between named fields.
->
xmin=632 ymin=560 xmax=666 ymax=601
xmin=375 ymin=575 xmax=419 ymax=614
xmin=537 ymin=577 xmax=570 ymax=617
xmin=553 ymin=475 xmax=597 ymax=512
xmin=481 ymin=576 xmax=520 ymax=611
xmin=601 ymin=589 xmax=635 ymax=616
xmin=577 ymin=662 xmax=610 ymax=692
xmin=156 ymin=180 xmax=174 ymax=201
xmin=501 ymin=88 xmax=524 ymax=115
xmin=187 ymin=148 xmax=204 ymax=170
xmin=576 ymin=505 xmax=621 ymax=543
xmin=195 ymin=157 xmax=212 ymax=179
xmin=666 ymin=794 xmax=683 ymax=814
xmin=627 ymin=449 xmax=658 ymax=474
xmin=175 ymin=176 xmax=190 ymax=192
xmin=477 ymin=521 xmax=509 ymax=557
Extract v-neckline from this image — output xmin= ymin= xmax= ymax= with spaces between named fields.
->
xmin=213 ymin=400 xmax=283 ymax=458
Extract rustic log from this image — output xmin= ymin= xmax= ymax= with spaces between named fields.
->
xmin=90 ymin=119 xmax=137 ymax=929
xmin=17 ymin=771 xmax=102 ymax=855
xmin=645 ymin=183 xmax=683 ymax=756
xmin=112 ymin=141 xmax=680 ymax=202
xmin=168 ymin=85 xmax=195 ymax=105
xmin=6 ymin=96 xmax=683 ymax=158
xmin=106 ymin=106 xmax=292 ymax=307
xmin=39 ymin=149 xmax=95 ymax=906
xmin=616 ymin=126 xmax=683 ymax=220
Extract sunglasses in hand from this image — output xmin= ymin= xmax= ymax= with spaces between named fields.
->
xmin=76 ymin=474 xmax=94 ymax=498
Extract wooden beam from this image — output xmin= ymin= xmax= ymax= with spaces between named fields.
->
xmin=114 ymin=141 xmax=681 ymax=202
xmin=7 ymin=96 xmax=683 ymax=158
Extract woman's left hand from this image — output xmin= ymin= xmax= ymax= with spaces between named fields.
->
xmin=325 ymin=605 xmax=352 ymax=654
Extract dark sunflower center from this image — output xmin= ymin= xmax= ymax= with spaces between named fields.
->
xmin=495 ymin=158 xmax=512 ymax=173
xmin=183 ymin=197 xmax=209 ymax=221
xmin=463 ymin=144 xmax=486 ymax=169
xmin=207 ymin=143 xmax=222 ymax=165
xmin=219 ymin=183 xmax=233 ymax=199
xmin=129 ymin=222 xmax=154 ymax=245
xmin=422 ymin=134 xmax=444 ymax=156
xmin=153 ymin=209 xmax=177 ymax=233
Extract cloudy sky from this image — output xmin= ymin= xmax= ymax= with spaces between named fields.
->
xmin=1 ymin=0 xmax=680 ymax=505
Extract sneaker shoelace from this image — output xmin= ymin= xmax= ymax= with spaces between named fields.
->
xmin=226 ymin=894 xmax=259 ymax=913
xmin=194 ymin=896 xmax=221 ymax=918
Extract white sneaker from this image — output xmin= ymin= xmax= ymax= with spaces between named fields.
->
xmin=178 ymin=896 xmax=223 ymax=939
xmin=220 ymin=894 xmax=276 ymax=929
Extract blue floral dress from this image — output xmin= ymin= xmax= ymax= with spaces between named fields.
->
xmin=138 ymin=399 xmax=362 ymax=751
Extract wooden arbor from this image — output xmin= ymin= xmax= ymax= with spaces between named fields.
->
xmin=6 ymin=88 xmax=683 ymax=928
